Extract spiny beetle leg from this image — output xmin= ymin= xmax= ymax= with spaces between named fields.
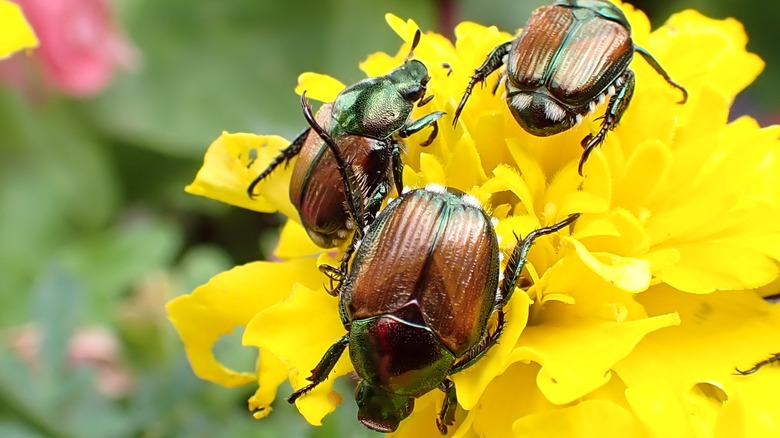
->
xmin=452 ymin=41 xmax=511 ymax=126
xmin=319 ymin=264 xmax=343 ymax=296
xmin=247 ymin=128 xmax=309 ymax=199
xmin=436 ymin=379 xmax=457 ymax=435
xmin=579 ymin=70 xmax=635 ymax=176
xmin=451 ymin=307 xmax=506 ymax=374
xmin=735 ymin=352 xmax=780 ymax=375
xmin=287 ymin=335 xmax=350 ymax=404
xmin=399 ymin=111 xmax=446 ymax=146
xmin=499 ymin=214 xmax=580 ymax=306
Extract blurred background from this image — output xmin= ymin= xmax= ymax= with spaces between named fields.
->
xmin=0 ymin=0 xmax=776 ymax=437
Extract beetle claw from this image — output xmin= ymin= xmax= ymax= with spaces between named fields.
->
xmin=436 ymin=419 xmax=449 ymax=435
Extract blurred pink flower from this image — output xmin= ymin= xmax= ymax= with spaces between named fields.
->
xmin=7 ymin=324 xmax=133 ymax=398
xmin=4 ymin=0 xmax=139 ymax=97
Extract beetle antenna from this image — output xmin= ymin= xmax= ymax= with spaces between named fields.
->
xmin=300 ymin=92 xmax=367 ymax=236
xmin=405 ymin=29 xmax=421 ymax=62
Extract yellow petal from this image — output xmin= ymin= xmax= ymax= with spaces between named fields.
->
xmin=513 ymin=399 xmax=641 ymax=438
xmin=273 ymin=220 xmax=324 ymax=259
xmin=654 ymin=243 xmax=779 ymax=293
xmin=613 ymin=140 xmax=672 ymax=210
xmin=185 ymin=132 xmax=298 ymax=220
xmin=654 ymin=10 xmax=764 ymax=101
xmin=468 ymin=364 xmax=556 ymax=437
xmin=384 ymin=13 xmax=421 ymax=47
xmin=565 ymin=237 xmax=652 ymax=293
xmin=444 ymin=136 xmax=488 ymax=192
xmin=624 ymin=381 xmax=704 ymax=438
xmin=248 ymin=350 xmax=289 ymax=419
xmin=294 ymin=72 xmax=345 ymax=102
xmin=616 ymin=286 xmax=780 ymax=436
xmin=166 ymin=258 xmax=322 ymax=386
xmin=0 ymin=1 xmax=38 ymax=59
xmin=576 ymin=209 xmax=651 ymax=257
xmin=243 ymin=284 xmax=351 ymax=425
xmin=517 ymin=312 xmax=680 ymax=404
xmin=418 ymin=152 xmax=447 ymax=186
xmin=492 ymin=165 xmax=537 ymax=219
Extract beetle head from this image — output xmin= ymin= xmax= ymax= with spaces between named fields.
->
xmin=355 ymin=381 xmax=415 ymax=433
xmin=387 ymin=59 xmax=431 ymax=104
xmin=507 ymin=91 xmax=576 ymax=137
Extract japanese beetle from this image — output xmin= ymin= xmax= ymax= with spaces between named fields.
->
xmin=735 ymin=352 xmax=780 ymax=375
xmin=288 ymin=94 xmax=580 ymax=433
xmin=452 ymin=0 xmax=687 ymax=175
xmin=248 ymin=30 xmax=445 ymax=248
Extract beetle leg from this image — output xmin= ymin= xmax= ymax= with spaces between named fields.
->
xmin=634 ymin=46 xmax=688 ymax=104
xmin=390 ymin=140 xmax=405 ymax=196
xmin=365 ymin=183 xmax=389 ymax=224
xmin=735 ymin=352 xmax=780 ymax=375
xmin=301 ymin=92 xmax=367 ymax=237
xmin=435 ymin=378 xmax=458 ymax=435
xmin=247 ymin=128 xmax=309 ymax=199
xmin=499 ymin=214 xmax=580 ymax=305
xmin=319 ymin=264 xmax=343 ymax=296
xmin=398 ymin=111 xmax=446 ymax=146
xmin=579 ymin=71 xmax=635 ymax=176
xmin=450 ymin=308 xmax=506 ymax=374
xmin=452 ymin=41 xmax=511 ymax=126
xmin=287 ymin=335 xmax=350 ymax=404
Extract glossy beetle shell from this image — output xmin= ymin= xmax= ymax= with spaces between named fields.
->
xmin=506 ymin=2 xmax=632 ymax=135
xmin=343 ymin=187 xmax=500 ymax=356
xmin=331 ymin=61 xmax=429 ymax=140
xmin=290 ymin=103 xmax=391 ymax=248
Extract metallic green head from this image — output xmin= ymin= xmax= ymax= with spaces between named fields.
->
xmin=385 ymin=59 xmax=430 ymax=103
xmin=355 ymin=382 xmax=415 ymax=433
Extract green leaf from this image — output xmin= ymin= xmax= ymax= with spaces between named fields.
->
xmin=32 ymin=265 xmax=83 ymax=375
xmin=57 ymin=215 xmax=183 ymax=320
xmin=86 ymin=0 xmax=435 ymax=157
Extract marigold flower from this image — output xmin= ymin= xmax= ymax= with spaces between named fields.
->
xmin=168 ymin=2 xmax=780 ymax=436
xmin=0 ymin=0 xmax=38 ymax=59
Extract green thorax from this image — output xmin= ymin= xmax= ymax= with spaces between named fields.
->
xmin=329 ymin=60 xmax=429 ymax=140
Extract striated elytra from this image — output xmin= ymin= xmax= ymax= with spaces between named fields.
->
xmin=248 ymin=29 xmax=444 ymax=248
xmin=288 ymin=92 xmax=580 ymax=434
xmin=453 ymin=0 xmax=687 ymax=175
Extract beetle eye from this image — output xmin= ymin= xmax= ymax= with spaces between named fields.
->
xmin=402 ymin=85 xmax=424 ymax=102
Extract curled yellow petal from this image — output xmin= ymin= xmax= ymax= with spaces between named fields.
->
xmin=243 ymin=284 xmax=351 ymax=425
xmin=518 ymin=313 xmax=680 ymax=405
xmin=167 ymin=258 xmax=322 ymax=386
xmin=186 ymin=132 xmax=298 ymax=220
xmin=248 ymin=350 xmax=288 ymax=419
